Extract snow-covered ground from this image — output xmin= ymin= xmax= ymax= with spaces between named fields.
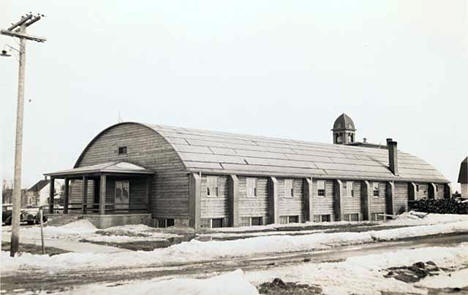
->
xmin=58 ymin=243 xmax=468 ymax=295
xmin=62 ymin=269 xmax=258 ymax=295
xmin=2 ymin=218 xmax=468 ymax=273
xmin=2 ymin=220 xmax=182 ymax=244
xmin=385 ymin=211 xmax=468 ymax=226
xmin=245 ymin=243 xmax=468 ymax=295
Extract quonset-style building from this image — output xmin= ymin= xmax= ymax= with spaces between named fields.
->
xmin=45 ymin=114 xmax=450 ymax=229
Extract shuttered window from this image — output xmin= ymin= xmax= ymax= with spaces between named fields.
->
xmin=284 ymin=179 xmax=294 ymax=197
xmin=206 ymin=176 xmax=218 ymax=197
xmin=246 ymin=178 xmax=257 ymax=197
xmin=317 ymin=180 xmax=326 ymax=196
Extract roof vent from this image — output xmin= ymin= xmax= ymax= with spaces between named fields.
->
xmin=387 ymin=138 xmax=398 ymax=176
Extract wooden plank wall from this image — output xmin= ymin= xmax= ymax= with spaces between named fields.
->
xmin=311 ymin=179 xmax=335 ymax=220
xmin=369 ymin=182 xmax=386 ymax=218
xmin=200 ymin=175 xmax=229 ymax=219
xmin=277 ymin=178 xmax=304 ymax=222
xmin=77 ymin=123 xmax=189 ymax=224
xmin=394 ymin=182 xmax=409 ymax=214
xmin=238 ymin=176 xmax=269 ymax=223
xmin=436 ymin=184 xmax=445 ymax=199
xmin=342 ymin=181 xmax=361 ymax=218
xmin=416 ymin=183 xmax=429 ymax=200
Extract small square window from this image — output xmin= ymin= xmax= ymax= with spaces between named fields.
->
xmin=118 ymin=146 xmax=127 ymax=155
xmin=321 ymin=215 xmax=331 ymax=222
xmin=317 ymin=180 xmax=326 ymax=196
xmin=373 ymin=182 xmax=380 ymax=197
xmin=288 ymin=216 xmax=299 ymax=223
xmin=166 ymin=218 xmax=175 ymax=227
xmin=251 ymin=217 xmax=263 ymax=226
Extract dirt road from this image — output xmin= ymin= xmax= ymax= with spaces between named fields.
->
xmin=2 ymin=233 xmax=468 ymax=294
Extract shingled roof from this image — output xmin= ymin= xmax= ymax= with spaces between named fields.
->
xmin=142 ymin=123 xmax=447 ymax=183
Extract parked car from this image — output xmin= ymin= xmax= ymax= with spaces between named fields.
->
xmin=2 ymin=205 xmax=47 ymax=225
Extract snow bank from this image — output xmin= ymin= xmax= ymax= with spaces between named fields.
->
xmin=63 ymin=269 xmax=258 ymax=295
xmin=416 ymin=268 xmax=468 ymax=289
xmin=385 ymin=211 xmax=468 ymax=226
xmin=3 ymin=221 xmax=468 ymax=273
xmin=17 ymin=219 xmax=97 ymax=238
xmin=246 ymin=243 xmax=468 ymax=295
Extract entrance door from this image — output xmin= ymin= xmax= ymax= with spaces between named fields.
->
xmin=115 ymin=180 xmax=130 ymax=210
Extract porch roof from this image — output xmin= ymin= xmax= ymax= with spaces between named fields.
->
xmin=44 ymin=161 xmax=154 ymax=178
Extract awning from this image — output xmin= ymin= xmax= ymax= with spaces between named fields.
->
xmin=44 ymin=161 xmax=154 ymax=178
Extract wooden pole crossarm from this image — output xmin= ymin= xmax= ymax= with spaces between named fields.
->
xmin=0 ymin=30 xmax=46 ymax=42
xmin=7 ymin=14 xmax=33 ymax=31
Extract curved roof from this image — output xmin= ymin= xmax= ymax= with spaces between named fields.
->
xmin=131 ymin=123 xmax=447 ymax=183
xmin=333 ymin=113 xmax=356 ymax=131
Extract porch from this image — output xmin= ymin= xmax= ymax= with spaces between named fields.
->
xmin=45 ymin=162 xmax=154 ymax=216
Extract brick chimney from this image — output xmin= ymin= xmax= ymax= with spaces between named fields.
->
xmin=387 ymin=138 xmax=398 ymax=176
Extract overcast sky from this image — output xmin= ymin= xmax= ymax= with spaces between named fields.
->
xmin=1 ymin=1 xmax=467 ymax=190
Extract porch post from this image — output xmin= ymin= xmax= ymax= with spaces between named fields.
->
xmin=146 ymin=176 xmax=152 ymax=213
xmin=64 ymin=178 xmax=69 ymax=214
xmin=49 ymin=177 xmax=55 ymax=213
xmin=82 ymin=176 xmax=88 ymax=214
xmin=99 ymin=174 xmax=107 ymax=215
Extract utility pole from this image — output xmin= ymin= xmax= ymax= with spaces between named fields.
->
xmin=1 ymin=13 xmax=46 ymax=257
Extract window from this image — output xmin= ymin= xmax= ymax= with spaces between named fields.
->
xmin=211 ymin=218 xmax=224 ymax=228
xmin=279 ymin=216 xmax=289 ymax=224
xmin=313 ymin=215 xmax=321 ymax=223
xmin=247 ymin=178 xmax=257 ymax=197
xmin=288 ymin=216 xmax=299 ymax=223
xmin=371 ymin=213 xmax=385 ymax=221
xmin=336 ymin=134 xmax=343 ymax=143
xmin=115 ymin=180 xmax=130 ymax=209
xmin=118 ymin=146 xmax=127 ymax=155
xmin=321 ymin=215 xmax=331 ymax=222
xmin=345 ymin=181 xmax=354 ymax=197
xmin=251 ymin=217 xmax=263 ymax=226
xmin=166 ymin=218 xmax=175 ymax=227
xmin=344 ymin=213 xmax=359 ymax=222
xmin=158 ymin=218 xmax=175 ymax=228
xmin=317 ymin=180 xmax=326 ymax=196
xmin=373 ymin=182 xmax=380 ymax=197
xmin=206 ymin=176 xmax=218 ymax=197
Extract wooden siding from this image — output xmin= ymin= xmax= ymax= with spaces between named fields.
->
xmin=238 ymin=176 xmax=269 ymax=223
xmin=416 ymin=183 xmax=429 ymax=200
xmin=278 ymin=178 xmax=304 ymax=222
xmin=342 ymin=181 xmax=361 ymax=217
xmin=311 ymin=179 xmax=334 ymax=219
xmin=394 ymin=182 xmax=408 ymax=214
xmin=369 ymin=182 xmax=386 ymax=215
xmin=76 ymin=123 xmax=189 ymax=219
xmin=200 ymin=175 xmax=229 ymax=218
xmin=436 ymin=184 xmax=444 ymax=199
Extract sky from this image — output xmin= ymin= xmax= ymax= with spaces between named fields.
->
xmin=1 ymin=0 xmax=467 ymax=190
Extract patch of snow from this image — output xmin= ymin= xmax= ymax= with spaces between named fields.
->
xmin=385 ymin=211 xmax=468 ymax=226
xmin=63 ymin=269 xmax=258 ymax=295
xmin=416 ymin=268 xmax=468 ymax=289
xmin=246 ymin=244 xmax=468 ymax=295
xmin=18 ymin=219 xmax=97 ymax=239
